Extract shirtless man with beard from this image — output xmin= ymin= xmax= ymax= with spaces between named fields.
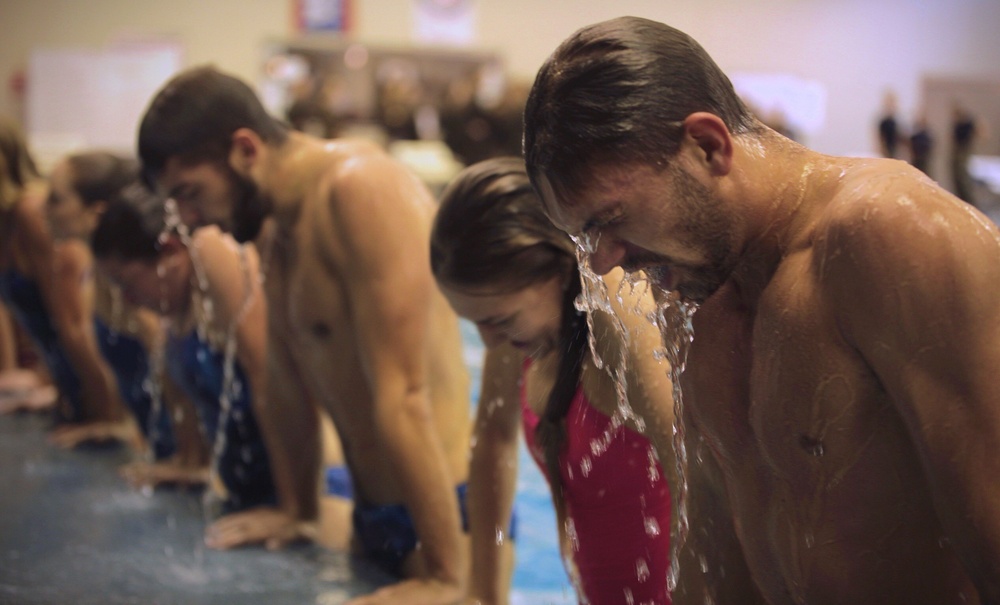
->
xmin=524 ymin=16 xmax=1000 ymax=605
xmin=137 ymin=66 xmax=471 ymax=605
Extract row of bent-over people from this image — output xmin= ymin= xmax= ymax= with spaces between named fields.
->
xmin=3 ymin=15 xmax=1000 ymax=605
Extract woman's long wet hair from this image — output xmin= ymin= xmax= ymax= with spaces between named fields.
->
xmin=431 ymin=156 xmax=586 ymax=506
xmin=91 ymin=182 xmax=167 ymax=263
xmin=0 ymin=116 xmax=40 ymax=213
xmin=65 ymin=152 xmax=138 ymax=210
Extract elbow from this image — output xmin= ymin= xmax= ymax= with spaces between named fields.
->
xmin=374 ymin=384 xmax=434 ymax=434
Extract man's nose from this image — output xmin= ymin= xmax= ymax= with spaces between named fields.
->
xmin=588 ymin=237 xmax=625 ymax=275
xmin=173 ymin=200 xmax=202 ymax=230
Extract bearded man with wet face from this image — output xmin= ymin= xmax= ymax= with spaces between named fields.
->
xmin=525 ymin=16 xmax=1000 ymax=605
xmin=138 ymin=66 xmax=473 ymax=605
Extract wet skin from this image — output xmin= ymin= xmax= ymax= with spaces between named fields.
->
xmin=441 ymin=268 xmax=678 ymax=605
xmin=540 ymin=132 xmax=1000 ymax=603
xmin=157 ymin=131 xmax=471 ymax=604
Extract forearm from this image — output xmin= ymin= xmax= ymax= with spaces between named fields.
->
xmin=256 ymin=385 xmax=322 ymax=521
xmin=671 ymin=461 xmax=764 ymax=605
xmin=0 ymin=303 xmax=17 ymax=371
xmin=161 ymin=377 xmax=209 ymax=468
xmin=467 ymin=430 xmax=518 ymax=603
xmin=377 ymin=387 xmax=464 ymax=586
xmin=58 ymin=324 xmax=124 ymax=421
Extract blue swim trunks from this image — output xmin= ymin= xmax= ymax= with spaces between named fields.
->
xmin=351 ymin=483 xmax=518 ymax=577
xmin=325 ymin=465 xmax=354 ymax=499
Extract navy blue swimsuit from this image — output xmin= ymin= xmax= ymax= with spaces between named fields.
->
xmin=166 ymin=330 xmax=276 ymax=513
xmin=94 ymin=318 xmax=175 ymax=459
xmin=0 ymin=268 xmax=83 ymax=423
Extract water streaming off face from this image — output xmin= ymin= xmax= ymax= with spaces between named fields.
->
xmin=652 ymin=289 xmax=697 ymax=593
xmin=570 ymin=232 xmax=699 ymax=596
xmin=161 ymin=199 xmax=259 ymax=525
xmin=104 ymin=281 xmax=164 ymax=463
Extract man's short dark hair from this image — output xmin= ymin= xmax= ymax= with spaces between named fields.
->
xmin=523 ymin=16 xmax=760 ymax=202
xmin=137 ymin=65 xmax=289 ymax=188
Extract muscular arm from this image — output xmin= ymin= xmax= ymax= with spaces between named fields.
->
xmin=826 ymin=190 xmax=1000 ymax=601
xmin=335 ymin=154 xmax=464 ymax=600
xmin=195 ymin=227 xmax=322 ymax=549
xmin=43 ymin=237 xmax=124 ymax=424
xmin=466 ymin=344 xmax=522 ymax=605
xmin=672 ymin=421 xmax=766 ymax=605
xmin=590 ymin=270 xmax=678 ymax=486
xmin=0 ymin=301 xmax=16 ymax=371
xmin=589 ymin=270 xmax=765 ymax=603
xmin=119 ymin=308 xmax=210 ymax=486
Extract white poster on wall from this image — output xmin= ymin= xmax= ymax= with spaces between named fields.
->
xmin=414 ymin=0 xmax=475 ymax=45
xmin=730 ymin=72 xmax=827 ymax=142
xmin=27 ymin=43 xmax=182 ymax=171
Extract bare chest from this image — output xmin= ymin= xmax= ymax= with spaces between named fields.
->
xmin=264 ymin=228 xmax=361 ymax=406
xmin=683 ymin=274 xmax=889 ymax=488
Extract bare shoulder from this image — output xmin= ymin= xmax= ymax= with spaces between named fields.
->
xmin=590 ymin=269 xmax=668 ymax=387
xmin=13 ymin=186 xmax=51 ymax=248
xmin=190 ymin=225 xmax=260 ymax=299
xmin=191 ymin=224 xmax=246 ymax=263
xmin=312 ymin=139 xmax=436 ymax=275
xmin=812 ymin=159 xmax=1000 ymax=334
xmin=320 ymin=139 xmax=434 ymax=212
xmin=53 ymin=238 xmax=90 ymax=277
xmin=592 ymin=268 xmax=661 ymax=357
xmin=815 ymin=159 xmax=996 ymax=277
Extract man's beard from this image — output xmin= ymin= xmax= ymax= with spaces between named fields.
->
xmin=229 ymin=168 xmax=271 ymax=243
xmin=653 ymin=165 xmax=737 ymax=304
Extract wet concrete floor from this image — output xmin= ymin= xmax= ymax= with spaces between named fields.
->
xmin=0 ymin=413 xmax=391 ymax=605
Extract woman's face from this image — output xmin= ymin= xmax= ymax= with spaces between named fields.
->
xmin=441 ymin=275 xmax=566 ymax=358
xmin=97 ymin=245 xmax=192 ymax=315
xmin=46 ymin=160 xmax=99 ymax=240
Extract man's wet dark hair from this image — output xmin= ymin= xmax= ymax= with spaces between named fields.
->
xmin=91 ymin=182 xmax=166 ymax=262
xmin=137 ymin=65 xmax=289 ymax=188
xmin=523 ymin=16 xmax=761 ymax=203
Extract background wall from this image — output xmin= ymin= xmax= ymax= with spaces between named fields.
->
xmin=2 ymin=0 xmax=999 ymax=156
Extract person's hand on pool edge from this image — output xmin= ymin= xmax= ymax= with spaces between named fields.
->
xmin=119 ymin=459 xmax=209 ymax=490
xmin=204 ymin=506 xmax=318 ymax=550
xmin=48 ymin=418 xmax=142 ymax=450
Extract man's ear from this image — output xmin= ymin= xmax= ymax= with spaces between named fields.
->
xmin=229 ymin=128 xmax=264 ymax=177
xmin=683 ymin=112 xmax=733 ymax=176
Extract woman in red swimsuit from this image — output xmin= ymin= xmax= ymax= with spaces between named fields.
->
xmin=432 ymin=157 xmax=677 ymax=605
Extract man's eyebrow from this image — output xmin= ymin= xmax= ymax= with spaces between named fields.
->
xmin=166 ymin=184 xmax=186 ymax=199
xmin=581 ymin=205 xmax=621 ymax=233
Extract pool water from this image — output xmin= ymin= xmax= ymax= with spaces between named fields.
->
xmin=461 ymin=321 xmax=576 ymax=605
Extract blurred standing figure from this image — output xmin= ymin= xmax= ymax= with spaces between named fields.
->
xmin=908 ymin=112 xmax=934 ymax=176
xmin=950 ymin=103 xmax=978 ymax=204
xmin=877 ymin=90 xmax=901 ymax=158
